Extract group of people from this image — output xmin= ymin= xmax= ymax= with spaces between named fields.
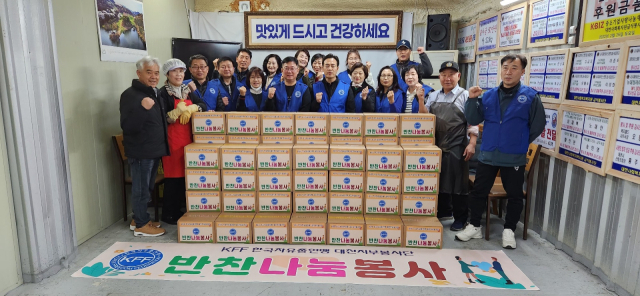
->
xmin=120 ymin=38 xmax=545 ymax=251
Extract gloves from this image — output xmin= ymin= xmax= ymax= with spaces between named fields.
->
xmin=176 ymin=100 xmax=187 ymax=112
xmin=167 ymin=108 xmax=182 ymax=123
xmin=179 ymin=104 xmax=200 ymax=125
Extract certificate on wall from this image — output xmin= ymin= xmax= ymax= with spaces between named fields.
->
xmin=557 ymin=106 xmax=614 ymax=175
xmin=607 ymin=110 xmax=640 ymax=184
xmin=457 ymin=22 xmax=477 ymax=63
xmin=498 ymin=3 xmax=527 ymax=51
xmin=525 ymin=49 xmax=570 ymax=103
xmin=619 ymin=40 xmax=640 ymax=110
xmin=477 ymin=57 xmax=500 ymax=93
xmin=563 ymin=44 xmax=625 ymax=110
xmin=478 ymin=15 xmax=499 ymax=54
xmin=528 ymin=0 xmax=570 ymax=48
xmin=580 ymin=0 xmax=640 ymax=47
xmin=533 ymin=103 xmax=560 ymax=155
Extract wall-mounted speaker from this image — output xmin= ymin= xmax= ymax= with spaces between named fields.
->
xmin=426 ymin=14 xmax=451 ymax=51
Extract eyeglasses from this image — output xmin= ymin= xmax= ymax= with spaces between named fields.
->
xmin=190 ymin=66 xmax=208 ymax=70
xmin=283 ymin=67 xmax=297 ymax=72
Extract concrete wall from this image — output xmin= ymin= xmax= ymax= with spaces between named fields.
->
xmin=51 ymin=0 xmax=192 ymax=243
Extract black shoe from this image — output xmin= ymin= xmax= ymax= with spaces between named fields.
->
xmin=476 ymin=279 xmax=485 ymax=283
xmin=438 ymin=213 xmax=453 ymax=221
xmin=468 ymin=279 xmax=475 ymax=283
xmin=450 ymin=221 xmax=467 ymax=231
xmin=161 ymin=216 xmax=178 ymax=225
xmin=506 ymin=280 xmax=514 ymax=285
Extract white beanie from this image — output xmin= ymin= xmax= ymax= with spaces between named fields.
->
xmin=162 ymin=58 xmax=186 ymax=75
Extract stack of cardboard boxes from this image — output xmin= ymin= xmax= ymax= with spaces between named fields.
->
xmin=175 ymin=112 xmax=444 ymax=249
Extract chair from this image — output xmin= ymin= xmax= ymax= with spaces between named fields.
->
xmin=112 ymin=134 xmax=164 ymax=222
xmin=469 ymin=143 xmax=541 ymax=240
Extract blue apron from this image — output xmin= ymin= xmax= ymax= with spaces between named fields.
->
xmin=313 ymin=79 xmax=350 ymax=113
xmin=269 ymin=80 xmax=309 ymax=112
xmin=183 ymin=79 xmax=221 ymax=111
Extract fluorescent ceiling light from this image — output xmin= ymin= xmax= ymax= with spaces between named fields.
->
xmin=500 ymin=0 xmax=523 ymax=6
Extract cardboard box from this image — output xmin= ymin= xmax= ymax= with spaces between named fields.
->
xmin=329 ymin=192 xmax=363 ymax=213
xmin=366 ymin=146 xmax=403 ymax=172
xmin=402 ymin=194 xmax=437 ymax=216
xmin=257 ymin=170 xmax=292 ymax=192
xmin=257 ymin=144 xmax=292 ymax=170
xmin=186 ymin=191 xmax=221 ymax=212
xmin=262 ymin=135 xmax=294 ymax=144
xmin=329 ymin=145 xmax=365 ymax=171
xmin=177 ymin=212 xmax=219 ymax=243
xmin=403 ymin=146 xmax=442 ymax=172
xmin=329 ymin=114 xmax=363 ymax=136
xmin=295 ymin=135 xmax=328 ymax=144
xmin=222 ymin=191 xmax=256 ymax=212
xmin=294 ymin=192 xmax=328 ymax=213
xmin=215 ymin=212 xmax=254 ymax=243
xmin=227 ymin=135 xmax=261 ymax=144
xmin=295 ymin=113 xmax=329 ymax=135
xmin=185 ymin=143 xmax=222 ymax=170
xmin=327 ymin=214 xmax=364 ymax=246
xmin=403 ymin=172 xmax=439 ymax=194
xmin=185 ymin=169 xmax=220 ymax=191
xmin=398 ymin=137 xmax=435 ymax=146
xmin=192 ymin=112 xmax=225 ymax=134
xmin=290 ymin=213 xmax=327 ymax=244
xmin=329 ymin=171 xmax=365 ymax=193
xmin=330 ymin=136 xmax=364 ymax=145
xmin=294 ymin=170 xmax=328 ymax=192
xmin=401 ymin=216 xmax=442 ymax=249
xmin=365 ymin=137 xmax=399 ymax=146
xmin=364 ymin=114 xmax=398 ymax=137
xmin=221 ymin=144 xmax=257 ymax=170
xmin=399 ymin=113 xmax=435 ymax=138
xmin=227 ymin=112 xmax=260 ymax=135
xmin=222 ymin=170 xmax=256 ymax=191
xmin=257 ymin=192 xmax=291 ymax=212
xmin=262 ymin=113 xmax=295 ymax=135
xmin=293 ymin=145 xmax=329 ymax=170
xmin=253 ymin=213 xmax=291 ymax=244
xmin=364 ymin=215 xmax=403 ymax=247
xmin=366 ymin=171 xmax=402 ymax=194
xmin=365 ymin=193 xmax=400 ymax=214
xmin=194 ymin=134 xmax=227 ymax=144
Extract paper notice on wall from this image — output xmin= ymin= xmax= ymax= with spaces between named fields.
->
xmin=478 ymin=16 xmax=498 ymax=52
xmin=622 ymin=47 xmax=640 ymax=105
xmin=500 ymin=7 xmax=525 ymax=47
xmin=534 ymin=108 xmax=558 ymax=150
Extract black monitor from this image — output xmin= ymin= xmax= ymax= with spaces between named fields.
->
xmin=171 ymin=38 xmax=242 ymax=81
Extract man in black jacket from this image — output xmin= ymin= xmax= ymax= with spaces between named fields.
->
xmin=120 ymin=56 xmax=169 ymax=237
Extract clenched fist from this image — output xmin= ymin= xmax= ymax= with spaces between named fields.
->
xmin=141 ymin=97 xmax=155 ymax=110
xmin=212 ymin=58 xmax=219 ymax=70
xmin=361 ymin=86 xmax=369 ymax=99
xmin=469 ymin=86 xmax=483 ymax=98
xmin=238 ymin=86 xmax=247 ymax=96
xmin=315 ymin=92 xmax=323 ymax=103
xmin=417 ymin=47 xmax=425 ymax=54
xmin=187 ymin=81 xmax=197 ymax=92
xmin=416 ymin=84 xmax=425 ymax=101
xmin=268 ymin=87 xmax=276 ymax=99
xmin=387 ymin=90 xmax=395 ymax=104
xmin=304 ymin=68 xmax=309 ymax=76
xmin=366 ymin=61 xmax=372 ymax=69
xmin=222 ymin=96 xmax=229 ymax=106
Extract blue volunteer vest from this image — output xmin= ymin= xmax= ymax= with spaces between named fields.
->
xmin=218 ymin=78 xmax=246 ymax=112
xmin=353 ymin=88 xmax=366 ymax=113
xmin=337 ymin=70 xmax=351 ymax=85
xmin=266 ymin=73 xmax=282 ymax=89
xmin=314 ymin=79 xmax=351 ymax=113
xmin=270 ymin=80 xmax=309 ymax=112
xmin=481 ymin=85 xmax=537 ymax=154
xmin=183 ymin=79 xmax=221 ymax=111
xmin=391 ymin=61 xmax=420 ymax=92
xmin=374 ymin=91 xmax=396 ymax=113
xmin=243 ymin=91 xmax=264 ymax=112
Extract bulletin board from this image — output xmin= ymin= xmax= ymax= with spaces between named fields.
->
xmin=476 ymin=56 xmax=501 ymax=93
xmin=606 ymin=110 xmax=640 ymax=184
xmin=556 ymin=105 xmax=615 ymax=176
xmin=477 ymin=14 xmax=499 ymax=54
xmin=579 ymin=0 xmax=640 ymax=47
xmin=527 ymin=0 xmax=571 ymax=48
xmin=498 ymin=2 xmax=528 ymax=51
xmin=525 ymin=49 xmax=570 ymax=104
xmin=534 ymin=103 xmax=561 ymax=156
xmin=617 ymin=39 xmax=640 ymax=111
xmin=562 ymin=43 xmax=625 ymax=110
xmin=457 ymin=21 xmax=478 ymax=63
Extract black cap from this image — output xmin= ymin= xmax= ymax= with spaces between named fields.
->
xmin=396 ymin=39 xmax=411 ymax=50
xmin=439 ymin=61 xmax=459 ymax=72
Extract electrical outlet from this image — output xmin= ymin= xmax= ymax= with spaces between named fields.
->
xmin=568 ymin=36 xmax=575 ymax=44
xmin=569 ymin=26 xmax=576 ymax=35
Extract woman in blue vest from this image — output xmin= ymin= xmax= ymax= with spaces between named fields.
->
xmin=263 ymin=56 xmax=312 ymax=112
xmin=236 ymin=67 xmax=270 ymax=112
xmin=262 ymin=54 xmax=282 ymax=90
xmin=368 ymin=66 xmax=401 ymax=113
xmin=214 ymin=57 xmax=246 ymax=111
xmin=312 ymin=53 xmax=355 ymax=113
xmin=182 ymin=54 xmax=221 ymax=111
xmin=310 ymin=53 xmax=324 ymax=83
xmin=349 ymin=62 xmax=375 ymax=113
xmin=390 ymin=65 xmax=434 ymax=113
xmin=337 ymin=49 xmax=375 ymax=87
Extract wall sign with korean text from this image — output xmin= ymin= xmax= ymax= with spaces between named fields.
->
xmin=528 ymin=0 xmax=570 ymax=47
xmin=563 ymin=44 xmax=625 ymax=110
xmin=245 ymin=11 xmax=402 ymax=49
xmin=557 ymin=106 xmax=614 ymax=176
xmin=580 ymin=0 xmax=640 ymax=46
xmin=607 ymin=110 xmax=640 ymax=184
xmin=525 ymin=49 xmax=569 ymax=103
xmin=457 ymin=22 xmax=477 ymax=63
xmin=498 ymin=3 xmax=528 ymax=51
xmin=477 ymin=56 xmax=500 ymax=92
xmin=534 ymin=103 xmax=560 ymax=155
xmin=478 ymin=14 xmax=499 ymax=54
xmin=619 ymin=40 xmax=640 ymax=110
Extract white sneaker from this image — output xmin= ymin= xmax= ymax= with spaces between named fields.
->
xmin=455 ymin=224 xmax=483 ymax=241
xmin=502 ymin=229 xmax=516 ymax=249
